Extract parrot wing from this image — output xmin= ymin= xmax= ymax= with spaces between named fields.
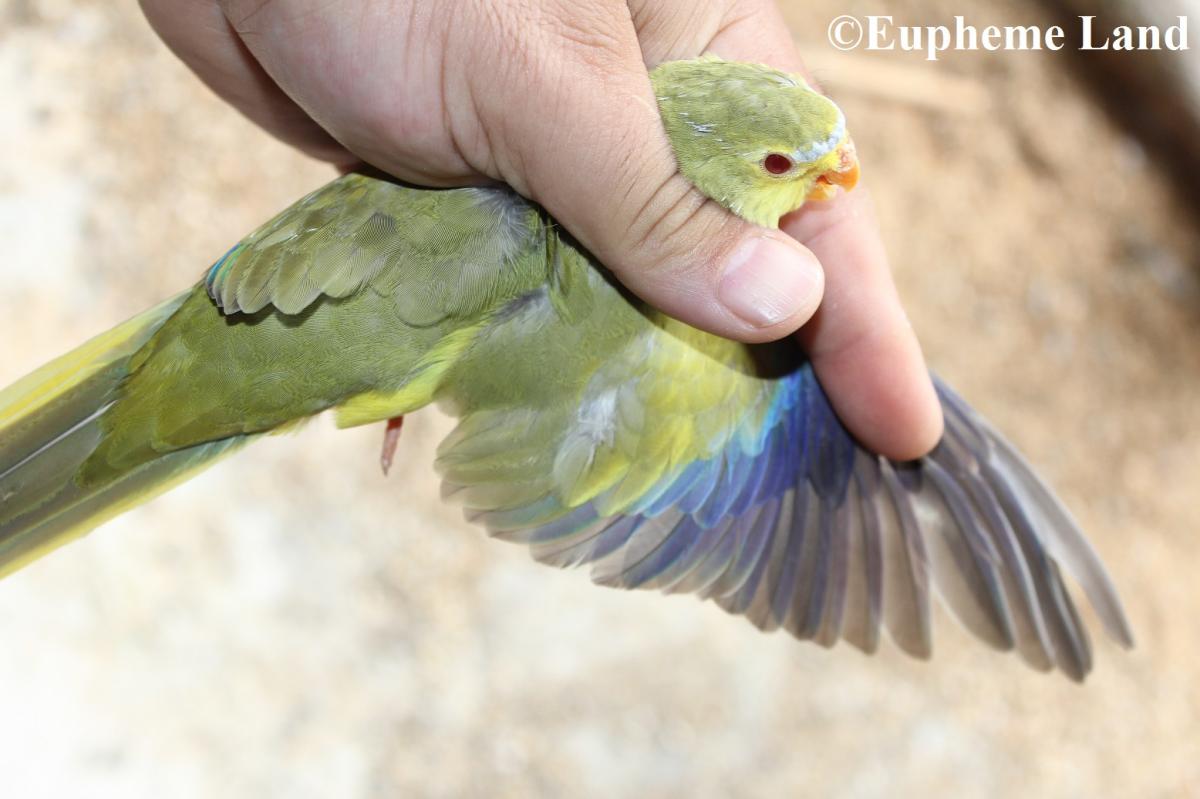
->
xmin=435 ymin=286 xmax=1133 ymax=680
xmin=0 ymin=176 xmax=556 ymax=574
xmin=205 ymin=173 xmax=546 ymax=325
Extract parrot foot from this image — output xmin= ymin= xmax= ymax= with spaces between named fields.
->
xmin=380 ymin=416 xmax=405 ymax=476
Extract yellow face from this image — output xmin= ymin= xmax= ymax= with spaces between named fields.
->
xmin=739 ymin=135 xmax=860 ymax=227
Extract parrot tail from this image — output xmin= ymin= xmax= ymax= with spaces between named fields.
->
xmin=0 ymin=294 xmax=245 ymax=578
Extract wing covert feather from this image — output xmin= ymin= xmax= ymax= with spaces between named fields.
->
xmin=206 ymin=174 xmax=544 ymax=322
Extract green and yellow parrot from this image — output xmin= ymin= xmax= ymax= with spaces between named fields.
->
xmin=0 ymin=58 xmax=1132 ymax=680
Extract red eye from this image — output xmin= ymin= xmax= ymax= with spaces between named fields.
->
xmin=763 ymin=153 xmax=793 ymax=175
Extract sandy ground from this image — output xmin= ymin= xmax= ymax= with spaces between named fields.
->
xmin=1 ymin=1 xmax=1198 ymax=796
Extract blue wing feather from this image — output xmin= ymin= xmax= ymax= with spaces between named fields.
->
xmin=457 ymin=365 xmax=1130 ymax=681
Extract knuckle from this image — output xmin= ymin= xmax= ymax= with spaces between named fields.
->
xmin=627 ymin=0 xmax=746 ymax=62
xmin=468 ymin=0 xmax=629 ymax=87
xmin=218 ymin=0 xmax=278 ymax=32
xmin=537 ymin=0 xmax=633 ymax=72
xmin=628 ymin=0 xmax=711 ymax=55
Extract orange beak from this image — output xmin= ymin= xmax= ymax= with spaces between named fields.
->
xmin=811 ymin=138 xmax=860 ymax=200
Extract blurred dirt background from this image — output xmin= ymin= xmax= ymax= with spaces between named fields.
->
xmin=2 ymin=1 xmax=1199 ymax=796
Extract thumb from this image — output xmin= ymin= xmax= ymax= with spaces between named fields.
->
xmin=477 ymin=21 xmax=825 ymax=342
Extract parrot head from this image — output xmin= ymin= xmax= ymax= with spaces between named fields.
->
xmin=651 ymin=56 xmax=860 ymax=228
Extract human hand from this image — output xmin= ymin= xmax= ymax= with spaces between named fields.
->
xmin=140 ymin=0 xmax=942 ymax=459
